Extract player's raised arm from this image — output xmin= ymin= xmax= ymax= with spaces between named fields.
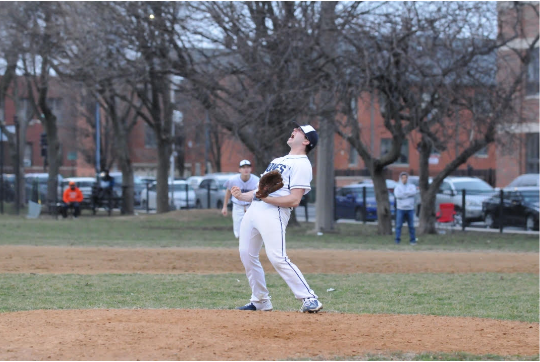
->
xmin=231 ymin=186 xmax=254 ymax=203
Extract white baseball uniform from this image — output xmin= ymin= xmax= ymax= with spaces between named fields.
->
xmin=224 ymin=174 xmax=260 ymax=238
xmin=238 ymin=154 xmax=318 ymax=305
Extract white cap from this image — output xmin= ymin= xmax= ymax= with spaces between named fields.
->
xmin=239 ymin=160 xmax=251 ymax=167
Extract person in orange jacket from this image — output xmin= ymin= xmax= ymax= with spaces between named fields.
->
xmin=62 ymin=181 xmax=84 ymax=218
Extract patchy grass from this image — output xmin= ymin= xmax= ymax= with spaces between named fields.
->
xmin=0 ymin=273 xmax=537 ymax=322
xmin=0 ymin=211 xmax=537 ymax=252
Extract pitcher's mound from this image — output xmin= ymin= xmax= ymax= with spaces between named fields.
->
xmin=0 ymin=309 xmax=537 ymax=360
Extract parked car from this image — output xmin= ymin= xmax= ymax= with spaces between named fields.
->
xmin=434 ymin=177 xmax=496 ymax=225
xmin=482 ymin=186 xmax=539 ymax=231
xmin=108 ymin=172 xmax=145 ymax=206
xmin=186 ymin=176 xmax=204 ymax=190
xmin=335 ymin=184 xmax=396 ymax=221
xmin=24 ymin=173 xmax=64 ymax=203
xmin=357 ymin=179 xmax=397 ymax=192
xmin=195 ymin=173 xmax=237 ymax=209
xmin=140 ymin=180 xmax=196 ymax=210
xmin=507 ymin=174 xmax=540 ymax=188
xmin=62 ymin=177 xmax=96 ymax=206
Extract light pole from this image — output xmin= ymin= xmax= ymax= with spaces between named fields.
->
xmin=0 ymin=127 xmax=4 ymax=214
xmin=170 ymin=109 xmax=183 ymax=210
xmin=14 ymin=116 xmax=20 ymax=215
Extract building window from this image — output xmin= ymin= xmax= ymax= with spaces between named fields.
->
xmin=18 ymin=98 xmax=34 ymax=121
xmin=526 ymin=133 xmax=539 ymax=173
xmin=381 ymin=138 xmax=409 ymax=164
xmin=47 ymin=98 xmax=63 ymax=124
xmin=144 ymin=123 xmax=157 ymax=148
xmin=527 ymin=49 xmax=539 ymax=95
xmin=348 ymin=143 xmax=358 ymax=165
xmin=24 ymin=143 xmax=32 ymax=167
xmin=475 ymin=146 xmax=488 ymax=157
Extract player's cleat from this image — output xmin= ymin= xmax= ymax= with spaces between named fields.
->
xmin=237 ymin=300 xmax=273 ymax=311
xmin=410 ymin=239 xmax=418 ymax=246
xmin=301 ymin=298 xmax=323 ymax=313
xmin=237 ymin=302 xmax=257 ymax=311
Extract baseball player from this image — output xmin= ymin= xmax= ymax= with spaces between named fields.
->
xmin=222 ymin=160 xmax=260 ymax=238
xmin=231 ymin=123 xmax=322 ymax=313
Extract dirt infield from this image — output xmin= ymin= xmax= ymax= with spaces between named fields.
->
xmin=0 ymin=310 xmax=538 ymax=360
xmin=1 ymin=245 xmax=538 ymax=274
xmin=1 ymin=246 xmax=538 ymax=360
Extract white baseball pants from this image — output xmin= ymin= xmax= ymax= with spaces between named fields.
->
xmin=238 ymin=200 xmax=318 ymax=303
xmin=232 ymin=203 xmax=250 ymax=238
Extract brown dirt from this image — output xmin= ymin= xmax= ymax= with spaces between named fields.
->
xmin=1 ymin=246 xmax=538 ymax=360
xmin=0 ymin=310 xmax=537 ymax=360
xmin=0 ymin=245 xmax=538 ymax=274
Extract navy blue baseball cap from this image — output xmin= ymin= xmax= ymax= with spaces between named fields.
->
xmin=292 ymin=121 xmax=318 ymax=151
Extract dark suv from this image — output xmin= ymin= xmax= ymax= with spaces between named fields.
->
xmin=482 ymin=186 xmax=539 ymax=231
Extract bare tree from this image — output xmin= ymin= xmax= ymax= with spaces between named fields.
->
xmin=413 ymin=2 xmax=539 ymax=233
xmin=333 ymin=2 xmax=536 ymax=235
xmin=10 ymin=2 xmax=66 ymax=207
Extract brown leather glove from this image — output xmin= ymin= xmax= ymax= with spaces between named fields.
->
xmin=255 ymin=170 xmax=284 ymax=199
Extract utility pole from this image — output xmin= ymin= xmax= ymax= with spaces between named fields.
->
xmin=0 ymin=128 xmax=4 ymax=214
xmin=95 ymin=101 xmax=101 ymax=174
xmin=14 ymin=116 xmax=20 ymax=215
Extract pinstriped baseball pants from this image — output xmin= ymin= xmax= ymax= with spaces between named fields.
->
xmin=238 ymin=200 xmax=318 ymax=303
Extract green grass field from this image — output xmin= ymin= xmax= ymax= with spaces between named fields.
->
xmin=0 ymin=211 xmax=538 ymax=360
xmin=0 ymin=211 xmax=538 ymax=251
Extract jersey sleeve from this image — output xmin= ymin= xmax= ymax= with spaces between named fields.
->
xmin=224 ymin=176 xmax=233 ymax=190
xmin=289 ymin=160 xmax=312 ymax=195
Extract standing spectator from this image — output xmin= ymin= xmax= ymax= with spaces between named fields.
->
xmin=62 ymin=181 xmax=83 ymax=219
xmin=394 ymin=172 xmax=418 ymax=245
xmin=222 ymin=160 xmax=260 ymax=238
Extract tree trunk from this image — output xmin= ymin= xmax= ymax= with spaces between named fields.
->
xmin=44 ymin=119 xmax=61 ymax=208
xmin=114 ymin=124 xmax=134 ymax=215
xmin=417 ymin=187 xmax=438 ymax=234
xmin=155 ymin=138 xmax=171 ymax=213
xmin=372 ymin=168 xmax=393 ymax=235
xmin=416 ymin=136 xmax=438 ymax=234
xmin=314 ymin=1 xmax=337 ymax=234
xmin=315 ymin=115 xmax=336 ymax=233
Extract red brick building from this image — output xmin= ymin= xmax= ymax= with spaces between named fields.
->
xmin=495 ymin=1 xmax=539 ymax=187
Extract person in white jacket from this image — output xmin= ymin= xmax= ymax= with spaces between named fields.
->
xmin=393 ymin=172 xmax=418 ymax=245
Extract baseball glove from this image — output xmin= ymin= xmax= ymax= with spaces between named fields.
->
xmin=255 ymin=170 xmax=284 ymax=199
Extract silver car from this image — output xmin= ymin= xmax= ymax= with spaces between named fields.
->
xmin=140 ymin=180 xmax=196 ymax=210
xmin=435 ymin=177 xmax=495 ymax=224
xmin=195 ymin=173 xmax=237 ymax=209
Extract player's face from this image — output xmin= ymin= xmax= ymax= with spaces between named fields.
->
xmin=239 ymin=165 xmax=251 ymax=176
xmin=287 ymin=127 xmax=308 ymax=148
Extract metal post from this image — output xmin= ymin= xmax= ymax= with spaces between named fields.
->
xmin=207 ymin=185 xmax=210 ymax=209
xmin=304 ymin=197 xmax=308 ymax=223
xmin=95 ymin=102 xmax=100 ymax=174
xmin=333 ymin=185 xmax=336 ymax=222
xmin=499 ymin=189 xmax=504 ymax=234
xmin=362 ymin=186 xmax=367 ymax=224
xmin=170 ymin=123 xmax=175 ymax=211
xmin=185 ymin=184 xmax=189 ymax=210
xmin=14 ymin=116 xmax=20 ymax=215
xmin=146 ymin=182 xmax=149 ymax=213
xmin=462 ymin=189 xmax=466 ymax=231
xmin=0 ymin=128 xmax=3 ymax=214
